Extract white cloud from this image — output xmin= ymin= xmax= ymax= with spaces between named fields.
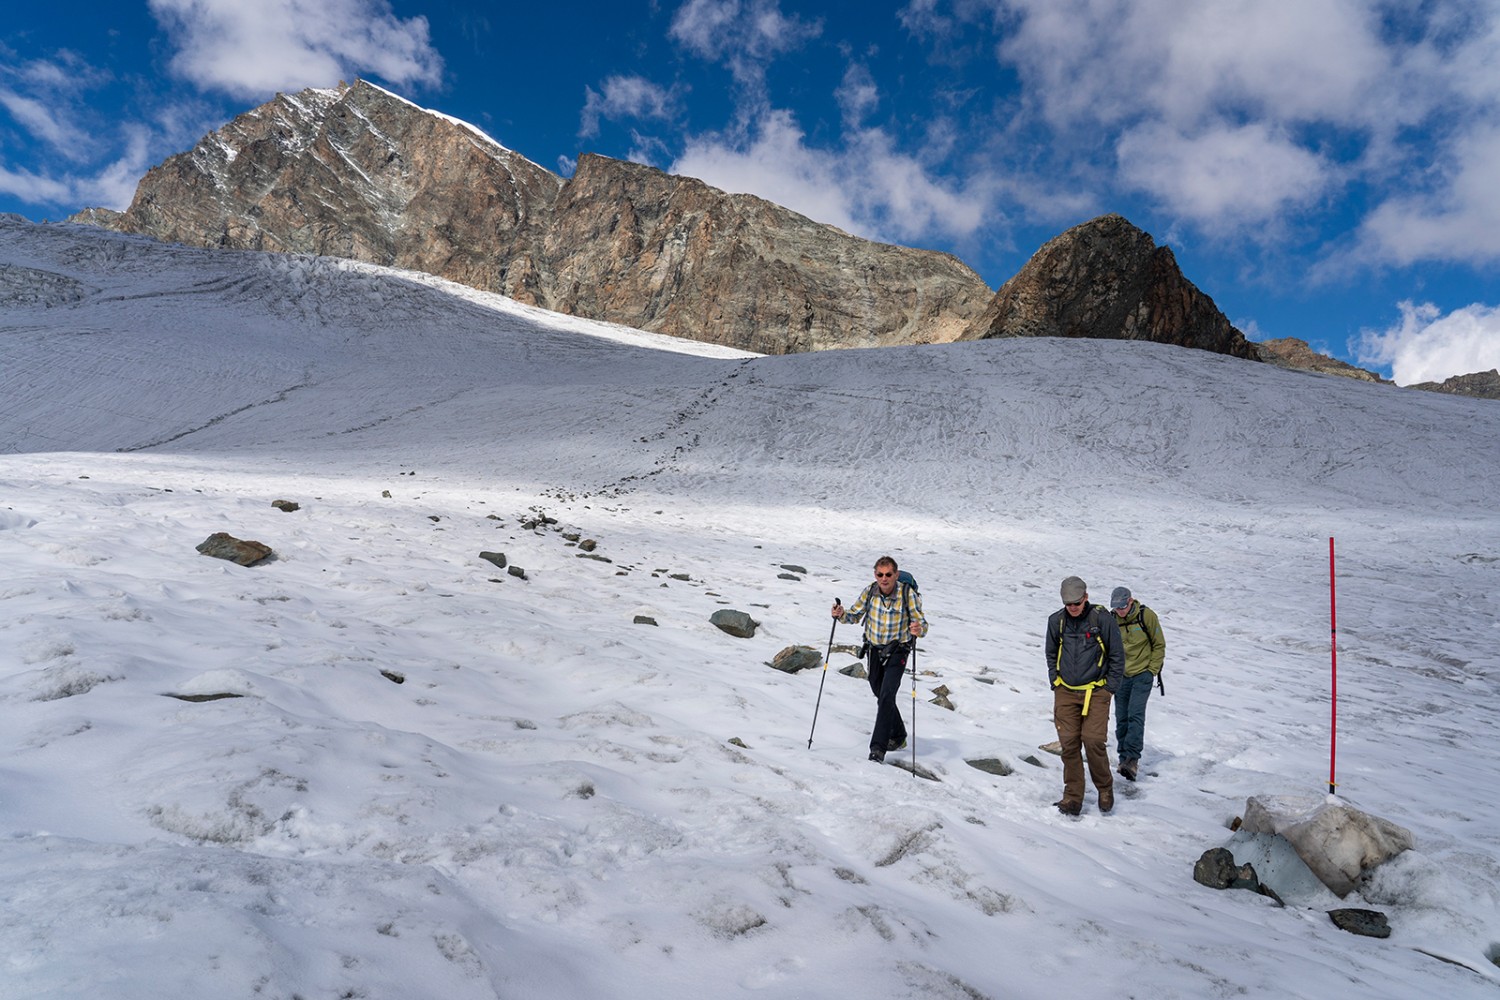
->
xmin=670 ymin=109 xmax=989 ymax=247
xmin=1355 ymin=300 xmax=1500 ymax=385
xmin=579 ymin=76 xmax=682 ymax=139
xmin=1355 ymin=124 xmax=1500 ymax=266
xmin=0 ymin=162 xmax=74 ymax=206
xmin=971 ymin=0 xmax=1498 ymax=249
xmin=995 ymin=0 xmax=1409 ymax=131
xmin=669 ymin=0 xmax=821 ymax=89
xmin=148 ymin=0 xmax=443 ymax=100
xmin=835 ymin=65 xmax=879 ymax=126
xmin=0 ymin=88 xmax=91 ymax=157
xmin=1116 ymin=121 xmax=1332 ymax=227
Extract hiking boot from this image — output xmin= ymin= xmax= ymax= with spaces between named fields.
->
xmin=868 ymin=749 xmax=886 ymax=763
xmin=887 ymin=738 xmax=907 ymax=752
xmin=1118 ymin=758 xmax=1138 ymax=781
xmin=1099 ymin=788 xmax=1114 ymax=813
xmin=1054 ymin=799 xmax=1082 ymax=816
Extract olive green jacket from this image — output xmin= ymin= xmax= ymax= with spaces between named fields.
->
xmin=1116 ymin=602 xmax=1165 ymax=677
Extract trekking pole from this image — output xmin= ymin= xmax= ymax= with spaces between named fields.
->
xmin=807 ymin=600 xmax=840 ymax=749
xmin=910 ymin=639 xmax=918 ymax=775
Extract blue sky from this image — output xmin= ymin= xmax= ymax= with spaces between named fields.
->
xmin=3 ymin=0 xmax=1498 ymax=384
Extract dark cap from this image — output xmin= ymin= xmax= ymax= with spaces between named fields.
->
xmin=1060 ymin=576 xmax=1087 ymax=603
xmin=1110 ymin=587 xmax=1133 ymax=611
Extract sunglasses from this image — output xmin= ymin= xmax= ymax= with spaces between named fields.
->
xmin=875 ymin=571 xmax=895 ymax=578
xmin=1064 ymin=599 xmax=1087 ymax=608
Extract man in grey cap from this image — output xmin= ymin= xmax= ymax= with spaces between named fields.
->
xmin=1109 ymin=586 xmax=1165 ymax=781
xmin=1045 ymin=576 xmax=1124 ymax=815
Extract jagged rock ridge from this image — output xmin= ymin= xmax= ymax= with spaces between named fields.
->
xmin=94 ymin=81 xmax=990 ymax=355
xmin=1258 ymin=338 xmax=1387 ymax=382
xmin=957 ymin=214 xmax=1257 ymax=359
xmin=1409 ymin=369 xmax=1500 ymax=399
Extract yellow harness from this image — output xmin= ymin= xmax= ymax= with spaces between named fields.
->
xmin=1054 ymin=608 xmax=1108 ymax=715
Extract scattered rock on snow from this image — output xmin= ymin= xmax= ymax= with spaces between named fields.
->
xmin=779 ymin=564 xmax=807 ymax=574
xmin=930 ymin=684 xmax=954 ymax=710
xmin=270 ymin=499 xmax=300 ymax=512
xmin=889 ymin=757 xmax=940 ymax=781
xmin=478 ymin=551 xmax=507 ymax=569
xmin=195 ymin=532 xmax=273 ymax=566
xmin=507 ymin=565 xmax=527 ymax=580
xmin=1328 ymin=907 xmax=1391 ymax=938
xmin=1039 ymin=740 xmax=1063 ymax=756
xmin=709 ymin=609 xmax=757 ymax=638
xmin=633 ymin=615 xmax=659 ymax=626
xmin=1192 ymin=848 xmax=1284 ymax=905
xmin=769 ymin=645 xmax=822 ymax=673
xmin=966 ymin=758 xmax=1013 ymax=776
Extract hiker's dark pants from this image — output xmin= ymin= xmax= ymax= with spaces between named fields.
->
xmin=867 ymin=641 xmax=910 ymax=753
xmin=1114 ymin=670 xmax=1154 ymax=761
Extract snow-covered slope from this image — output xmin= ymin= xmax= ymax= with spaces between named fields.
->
xmin=2 ymin=217 xmax=1499 ymax=998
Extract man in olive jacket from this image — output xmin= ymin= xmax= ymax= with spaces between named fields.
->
xmin=1110 ymin=586 xmax=1165 ymax=781
xmin=1045 ymin=575 xmax=1124 ymax=815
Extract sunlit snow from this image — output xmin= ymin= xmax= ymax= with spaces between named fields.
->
xmin=3 ymin=215 xmax=1499 ymax=998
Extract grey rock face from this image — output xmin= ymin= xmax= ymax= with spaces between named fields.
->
xmin=89 ymin=82 xmax=990 ymax=356
xmin=544 ymin=155 xmax=989 ymax=353
xmin=959 ymin=214 xmax=1258 ymax=359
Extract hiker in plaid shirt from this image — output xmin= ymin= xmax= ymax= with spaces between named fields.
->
xmin=832 ymin=556 xmax=928 ymax=762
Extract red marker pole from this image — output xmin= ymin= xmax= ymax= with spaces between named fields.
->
xmin=1329 ymin=537 xmax=1338 ymax=795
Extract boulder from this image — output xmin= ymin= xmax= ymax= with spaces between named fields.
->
xmin=1241 ymin=794 xmax=1414 ymax=897
xmin=710 ymin=609 xmax=757 ymax=638
xmin=769 ymin=645 xmax=822 ymax=673
xmin=195 ymin=532 xmax=273 ymax=566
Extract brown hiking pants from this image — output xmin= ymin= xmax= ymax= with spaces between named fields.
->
xmin=1053 ymin=686 xmax=1114 ymax=806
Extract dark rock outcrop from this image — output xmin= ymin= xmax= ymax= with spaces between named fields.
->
xmin=959 ymin=214 xmax=1257 ymax=359
xmin=86 ymin=81 xmax=990 ymax=355
xmin=1409 ymin=368 xmax=1500 ymax=400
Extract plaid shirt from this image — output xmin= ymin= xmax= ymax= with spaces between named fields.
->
xmin=844 ymin=582 xmax=927 ymax=645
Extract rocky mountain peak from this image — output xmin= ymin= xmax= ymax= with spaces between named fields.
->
xmin=959 ymin=213 xmax=1258 ymax=359
xmin=88 ymin=82 xmax=990 ymax=355
xmin=108 ymin=80 xmax=563 ymax=300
